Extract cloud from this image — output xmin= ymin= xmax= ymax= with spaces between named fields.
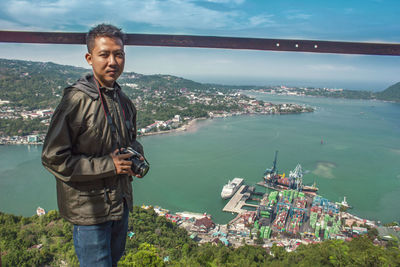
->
xmin=1 ymin=0 xmax=250 ymax=31
xmin=2 ymin=0 xmax=89 ymax=30
xmin=287 ymin=13 xmax=311 ymax=20
xmin=120 ymin=0 xmax=240 ymax=29
xmin=306 ymin=64 xmax=356 ymax=72
xmin=248 ymin=14 xmax=275 ymax=27
xmin=286 ymin=10 xmax=311 ymax=20
xmin=7 ymin=0 xmax=74 ymax=16
xmin=0 ymin=0 xmax=280 ymax=32
xmin=0 ymin=18 xmax=36 ymax=31
xmin=203 ymin=0 xmax=245 ymax=4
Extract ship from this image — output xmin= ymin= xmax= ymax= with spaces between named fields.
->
xmin=263 ymin=151 xmax=318 ymax=193
xmin=221 ymin=177 xmax=244 ymax=199
xmin=340 ymin=196 xmax=352 ymax=209
xmin=36 ymin=207 xmax=46 ymax=216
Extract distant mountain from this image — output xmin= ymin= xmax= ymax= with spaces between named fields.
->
xmin=376 ymin=82 xmax=400 ymax=102
xmin=120 ymin=73 xmax=209 ymax=92
xmin=0 ymin=58 xmax=246 ymax=109
xmin=2 ymin=58 xmax=399 ymax=109
xmin=0 ymin=58 xmax=88 ymax=108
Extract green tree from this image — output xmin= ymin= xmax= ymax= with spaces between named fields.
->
xmin=120 ymin=243 xmax=164 ymax=267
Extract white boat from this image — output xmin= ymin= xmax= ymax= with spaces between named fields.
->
xmin=36 ymin=207 xmax=46 ymax=216
xmin=221 ymin=178 xmax=244 ymax=199
xmin=341 ymin=196 xmax=352 ymax=208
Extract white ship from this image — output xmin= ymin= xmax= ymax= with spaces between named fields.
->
xmin=221 ymin=178 xmax=244 ymax=199
xmin=36 ymin=207 xmax=46 ymax=216
xmin=341 ymin=196 xmax=352 ymax=208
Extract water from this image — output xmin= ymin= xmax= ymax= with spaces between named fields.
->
xmin=1 ymin=94 xmax=399 ymax=224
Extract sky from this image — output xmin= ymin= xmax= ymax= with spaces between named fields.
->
xmin=0 ymin=0 xmax=399 ymax=91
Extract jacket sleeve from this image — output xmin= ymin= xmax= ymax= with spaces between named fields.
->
xmin=41 ymin=91 xmax=116 ymax=183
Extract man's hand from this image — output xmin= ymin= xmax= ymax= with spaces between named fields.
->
xmin=110 ymin=149 xmax=135 ymax=176
xmin=110 ymin=149 xmax=143 ymax=178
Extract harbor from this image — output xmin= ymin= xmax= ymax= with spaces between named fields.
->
xmin=217 ymin=178 xmax=378 ymax=248
xmin=212 ymin=152 xmax=381 ymax=248
xmin=143 ymin=179 xmax=382 ymax=250
xmin=222 ymin=184 xmax=258 ymax=213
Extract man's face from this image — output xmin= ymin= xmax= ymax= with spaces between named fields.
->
xmin=85 ymin=36 xmax=125 ymax=87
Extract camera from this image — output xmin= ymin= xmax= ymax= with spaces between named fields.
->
xmin=120 ymin=147 xmax=150 ymax=177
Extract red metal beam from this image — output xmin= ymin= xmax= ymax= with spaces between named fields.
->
xmin=1 ymin=30 xmax=400 ymax=56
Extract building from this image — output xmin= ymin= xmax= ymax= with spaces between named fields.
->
xmin=193 ymin=217 xmax=215 ymax=233
xmin=28 ymin=135 xmax=38 ymax=143
xmin=173 ymin=115 xmax=181 ymax=123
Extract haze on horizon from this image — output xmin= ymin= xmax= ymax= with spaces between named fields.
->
xmin=0 ymin=0 xmax=399 ymax=91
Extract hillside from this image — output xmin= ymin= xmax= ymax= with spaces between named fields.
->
xmin=1 ymin=58 xmax=274 ymax=136
xmin=120 ymin=73 xmax=209 ymax=92
xmin=376 ymin=82 xmax=400 ymax=102
xmin=0 ymin=58 xmax=243 ymax=110
xmin=0 ymin=59 xmax=86 ymax=109
xmin=1 ymin=209 xmax=399 ymax=266
xmin=3 ymin=58 xmax=399 ymax=108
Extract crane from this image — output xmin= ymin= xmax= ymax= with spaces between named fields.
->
xmin=264 ymin=150 xmax=278 ymax=177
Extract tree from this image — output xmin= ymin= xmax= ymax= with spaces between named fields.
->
xmin=120 ymin=243 xmax=164 ymax=267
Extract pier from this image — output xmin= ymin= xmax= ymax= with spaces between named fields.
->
xmin=257 ymin=181 xmax=318 ymax=196
xmin=223 ymin=185 xmax=258 ymax=213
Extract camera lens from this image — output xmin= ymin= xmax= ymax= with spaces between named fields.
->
xmin=138 ymin=163 xmax=149 ymax=177
xmin=123 ymin=147 xmax=149 ymax=177
xmin=130 ymin=155 xmax=149 ymax=177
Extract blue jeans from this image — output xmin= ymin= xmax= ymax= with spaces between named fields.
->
xmin=73 ymin=203 xmax=129 ymax=267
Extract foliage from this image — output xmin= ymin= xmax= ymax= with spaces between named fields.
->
xmin=305 ymin=89 xmax=376 ymax=100
xmin=0 ymin=118 xmax=47 ymax=136
xmin=376 ymin=82 xmax=400 ymax=102
xmin=0 ymin=58 xmax=86 ymax=109
xmin=0 ymin=58 xmax=255 ymax=135
xmin=124 ymin=206 xmax=197 ymax=261
xmin=0 ymin=211 xmax=76 ymax=266
xmin=384 ymin=221 xmax=400 ymax=227
xmin=120 ymin=243 xmax=164 ymax=267
xmin=1 ymin=208 xmax=400 ymax=266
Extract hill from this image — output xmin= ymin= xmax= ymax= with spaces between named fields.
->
xmin=376 ymin=82 xmax=400 ymax=102
xmin=1 ymin=209 xmax=399 ymax=266
xmin=0 ymin=58 xmax=248 ymax=110
xmin=0 ymin=59 xmax=86 ymax=109
xmin=1 ymin=58 xmax=270 ymax=136
xmin=2 ymin=58 xmax=400 ymax=107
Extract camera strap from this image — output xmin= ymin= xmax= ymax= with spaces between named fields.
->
xmin=94 ymin=78 xmax=127 ymax=152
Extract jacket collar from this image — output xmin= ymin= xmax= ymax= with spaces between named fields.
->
xmin=69 ymin=73 xmax=121 ymax=100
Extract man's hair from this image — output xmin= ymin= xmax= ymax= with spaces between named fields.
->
xmin=86 ymin=24 xmax=126 ymax=53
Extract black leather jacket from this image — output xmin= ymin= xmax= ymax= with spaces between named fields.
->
xmin=42 ymin=74 xmax=143 ymax=225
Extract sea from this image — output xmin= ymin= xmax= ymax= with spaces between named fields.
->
xmin=1 ymin=93 xmax=399 ymax=224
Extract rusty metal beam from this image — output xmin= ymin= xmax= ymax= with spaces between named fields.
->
xmin=1 ymin=30 xmax=400 ymax=56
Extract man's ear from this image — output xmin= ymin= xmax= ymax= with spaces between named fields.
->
xmin=85 ymin=53 xmax=92 ymax=65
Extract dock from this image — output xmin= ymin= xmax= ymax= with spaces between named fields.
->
xmin=257 ymin=181 xmax=317 ymax=196
xmin=222 ymin=185 xmax=258 ymax=213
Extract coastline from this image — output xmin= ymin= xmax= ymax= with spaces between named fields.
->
xmin=1 ymin=107 xmax=314 ymax=145
xmin=0 ymin=117 xmax=210 ymax=144
xmin=139 ymin=117 xmax=208 ymax=137
xmin=1 ymin=98 xmax=399 ymax=226
xmin=139 ymin=108 xmax=313 ymax=139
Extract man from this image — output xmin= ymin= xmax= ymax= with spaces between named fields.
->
xmin=42 ymin=24 xmax=144 ymax=266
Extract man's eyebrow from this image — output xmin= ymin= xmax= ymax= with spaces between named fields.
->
xmin=97 ymin=49 xmax=124 ymax=53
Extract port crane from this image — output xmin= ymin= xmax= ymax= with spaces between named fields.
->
xmin=263 ymin=151 xmax=318 ymax=193
xmin=288 ymin=164 xmax=304 ymax=190
xmin=264 ymin=150 xmax=278 ymax=176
